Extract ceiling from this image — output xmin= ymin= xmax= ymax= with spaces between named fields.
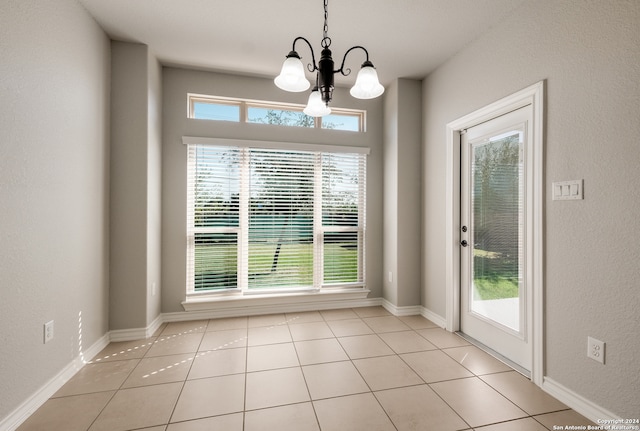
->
xmin=79 ymin=0 xmax=526 ymax=86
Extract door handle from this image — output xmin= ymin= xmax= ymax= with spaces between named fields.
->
xmin=460 ymin=240 xmax=468 ymax=247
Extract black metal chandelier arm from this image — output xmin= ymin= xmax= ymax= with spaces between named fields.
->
xmin=336 ymin=45 xmax=370 ymax=76
xmin=291 ymin=36 xmax=319 ymax=72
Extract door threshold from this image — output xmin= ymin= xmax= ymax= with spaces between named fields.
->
xmin=456 ymin=331 xmax=531 ymax=379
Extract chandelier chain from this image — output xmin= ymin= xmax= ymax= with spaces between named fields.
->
xmin=322 ymin=0 xmax=331 ymax=48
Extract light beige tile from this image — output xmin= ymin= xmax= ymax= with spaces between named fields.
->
xmin=397 ymin=315 xmax=440 ymax=330
xmin=90 ymin=339 xmax=155 ymax=362
xmin=122 ymin=353 xmax=194 ymax=388
xmin=137 ymin=427 xmax=167 ymax=431
xmin=54 ymin=359 xmax=139 ymax=396
xmin=475 ymin=417 xmax=548 ymax=431
xmin=17 ymin=391 xmax=114 ymax=431
xmin=319 ymin=308 xmax=359 ymax=321
xmin=247 ymin=325 xmax=292 ymax=346
xmin=480 ymin=371 xmax=567 ymax=415
xmin=89 ymin=382 xmax=182 ymax=431
xmin=206 ymin=316 xmax=248 ymax=331
xmin=245 ymin=367 xmax=310 ymax=410
xmin=146 ymin=332 xmax=204 ymax=357
xmin=303 ymin=361 xmax=369 ymax=399
xmin=285 ymin=310 xmax=324 ymax=324
xmin=198 ymin=328 xmax=247 ymax=351
xmin=288 ymin=321 xmax=334 ymax=341
xmin=375 ymin=385 xmax=468 ymax=431
xmin=171 ymin=374 xmax=245 ymax=422
xmin=294 ymin=338 xmax=349 ymax=365
xmin=378 ymin=330 xmax=438 ymax=354
xmin=150 ymin=324 xmax=167 ymax=338
xmin=353 ymin=306 xmax=392 ymax=318
xmin=314 ymin=393 xmax=396 ymax=431
xmin=161 ymin=320 xmax=208 ymax=336
xmin=362 ymin=316 xmax=411 ymax=333
xmin=338 ymin=334 xmax=395 ymax=359
xmin=353 ymin=355 xmax=423 ymax=390
xmin=248 ymin=313 xmax=287 ymax=328
xmin=327 ymin=318 xmax=374 ymax=337
xmin=416 ymin=328 xmax=471 ymax=348
xmin=431 ymin=377 xmax=527 ymax=428
xmin=534 ymin=410 xmax=596 ymax=429
xmin=167 ymin=413 xmax=243 ymax=431
xmin=188 ymin=347 xmax=246 ymax=379
xmin=401 ymin=350 xmax=473 ymax=383
xmin=443 ymin=345 xmax=513 ymax=375
xmin=244 ymin=402 xmax=320 ymax=431
xmin=247 ymin=342 xmax=299 ymax=372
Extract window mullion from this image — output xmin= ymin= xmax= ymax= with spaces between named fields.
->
xmin=313 ymin=152 xmax=323 ymax=289
xmin=238 ymin=147 xmax=250 ymax=291
xmin=358 ymin=155 xmax=366 ymax=282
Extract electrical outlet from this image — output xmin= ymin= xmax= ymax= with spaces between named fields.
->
xmin=44 ymin=320 xmax=54 ymax=344
xmin=587 ymin=336 xmax=605 ymax=364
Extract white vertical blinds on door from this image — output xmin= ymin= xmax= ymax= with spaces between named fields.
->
xmin=185 ymin=139 xmax=367 ymax=294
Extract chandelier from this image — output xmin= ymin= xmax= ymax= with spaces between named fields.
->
xmin=274 ymin=0 xmax=384 ymax=117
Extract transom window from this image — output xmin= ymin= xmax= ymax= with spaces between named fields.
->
xmin=185 ymin=138 xmax=367 ymax=295
xmin=188 ymin=94 xmax=365 ymax=132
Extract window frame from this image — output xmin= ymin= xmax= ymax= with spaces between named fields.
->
xmin=184 ymin=137 xmax=369 ymax=297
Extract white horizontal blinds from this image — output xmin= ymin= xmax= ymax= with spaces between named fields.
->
xmin=246 ymin=149 xmax=315 ymax=289
xmin=187 ymin=145 xmax=241 ymax=291
xmin=322 ymin=152 xmax=366 ymax=285
xmin=186 ymin=139 xmax=367 ymax=294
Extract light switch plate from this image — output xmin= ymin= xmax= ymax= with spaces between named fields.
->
xmin=552 ymin=180 xmax=583 ymax=200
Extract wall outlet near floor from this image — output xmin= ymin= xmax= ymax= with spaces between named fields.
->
xmin=44 ymin=320 xmax=54 ymax=344
xmin=587 ymin=336 xmax=605 ymax=364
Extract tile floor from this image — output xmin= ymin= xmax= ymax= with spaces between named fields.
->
xmin=17 ymin=307 xmax=595 ymax=431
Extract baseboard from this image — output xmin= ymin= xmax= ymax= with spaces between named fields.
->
xmin=0 ymin=333 xmax=110 ymax=431
xmin=420 ymin=307 xmax=447 ymax=328
xmin=542 ymin=376 xmax=620 ymax=423
xmin=109 ymin=314 xmax=164 ymax=342
xmin=381 ymin=299 xmax=422 ymax=317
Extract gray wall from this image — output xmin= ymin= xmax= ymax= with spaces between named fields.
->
xmin=0 ymin=0 xmax=110 ymax=421
xmin=110 ymin=42 xmax=163 ymax=330
xmin=161 ymin=67 xmax=384 ymax=313
xmin=422 ymin=0 xmax=640 ymax=417
xmin=383 ymin=79 xmax=422 ymax=308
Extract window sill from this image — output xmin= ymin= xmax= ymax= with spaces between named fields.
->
xmin=181 ymin=288 xmax=371 ymax=312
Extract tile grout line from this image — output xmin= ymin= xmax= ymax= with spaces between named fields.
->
xmin=286 ymin=314 xmax=323 ymax=431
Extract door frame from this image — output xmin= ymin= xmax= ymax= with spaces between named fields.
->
xmin=444 ymin=81 xmax=545 ymax=385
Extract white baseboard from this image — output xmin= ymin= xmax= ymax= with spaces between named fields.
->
xmin=0 ymin=333 xmax=110 ymax=431
xmin=420 ymin=307 xmax=447 ymax=328
xmin=542 ymin=376 xmax=620 ymax=423
xmin=109 ymin=314 xmax=164 ymax=342
xmin=381 ymin=299 xmax=422 ymax=316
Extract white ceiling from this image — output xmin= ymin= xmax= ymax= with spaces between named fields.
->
xmin=79 ymin=0 xmax=526 ymax=86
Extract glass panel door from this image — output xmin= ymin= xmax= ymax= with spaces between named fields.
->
xmin=460 ymin=105 xmax=532 ymax=372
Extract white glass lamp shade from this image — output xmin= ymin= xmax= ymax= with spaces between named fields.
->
xmin=350 ymin=65 xmax=385 ymax=99
xmin=274 ymin=56 xmax=311 ymax=92
xmin=303 ymin=89 xmax=331 ymax=117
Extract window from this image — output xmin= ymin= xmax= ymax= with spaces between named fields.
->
xmin=186 ymin=139 xmax=367 ymax=295
xmin=188 ymin=94 xmax=365 ymax=132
